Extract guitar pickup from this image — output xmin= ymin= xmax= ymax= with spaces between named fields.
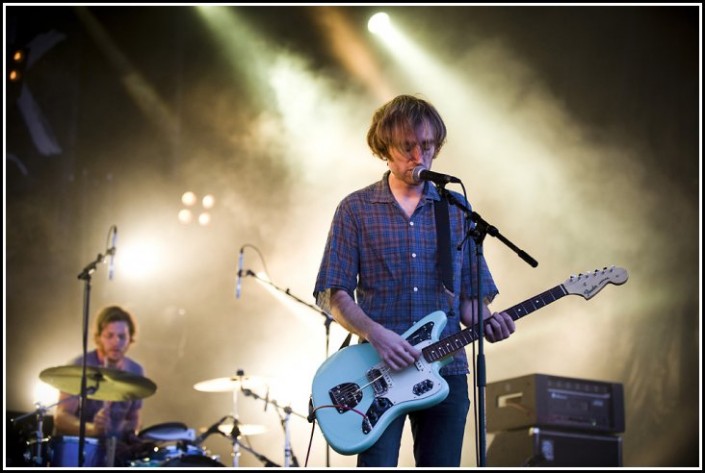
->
xmin=412 ymin=379 xmax=434 ymax=396
xmin=329 ymin=382 xmax=362 ymax=413
xmin=367 ymin=367 xmax=390 ymax=396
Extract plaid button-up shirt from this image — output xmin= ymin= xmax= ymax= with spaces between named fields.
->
xmin=315 ymin=171 xmax=498 ymax=375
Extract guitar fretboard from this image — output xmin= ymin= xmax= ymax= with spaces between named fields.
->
xmin=422 ymin=284 xmax=568 ymax=363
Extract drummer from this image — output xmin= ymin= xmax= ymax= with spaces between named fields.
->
xmin=53 ymin=305 xmax=146 ymax=464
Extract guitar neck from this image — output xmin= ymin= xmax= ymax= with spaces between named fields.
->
xmin=422 ymin=284 xmax=568 ymax=363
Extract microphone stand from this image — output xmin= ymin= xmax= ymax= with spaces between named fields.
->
xmin=241 ymin=270 xmax=335 ymax=466
xmin=75 ymin=250 xmax=110 ymax=467
xmin=437 ymin=185 xmax=537 ymax=467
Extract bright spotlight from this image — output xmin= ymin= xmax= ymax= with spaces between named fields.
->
xmin=8 ymin=48 xmax=27 ymax=83
xmin=118 ymin=240 xmax=162 ymax=279
xmin=198 ymin=212 xmax=211 ymax=226
xmin=34 ymin=381 xmax=59 ymax=408
xmin=368 ymin=12 xmax=391 ymax=35
xmin=202 ymin=194 xmax=215 ymax=209
xmin=181 ymin=191 xmax=197 ymax=206
xmin=178 ymin=209 xmax=193 ymax=224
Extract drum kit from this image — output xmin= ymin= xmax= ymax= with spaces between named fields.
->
xmin=13 ymin=365 xmax=299 ymax=467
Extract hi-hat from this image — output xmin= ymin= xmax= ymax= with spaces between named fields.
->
xmin=214 ymin=422 xmax=267 ymax=437
xmin=40 ymin=365 xmax=157 ymax=401
xmin=193 ymin=374 xmax=267 ymax=393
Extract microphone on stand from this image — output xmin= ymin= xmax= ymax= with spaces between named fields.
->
xmin=107 ymin=226 xmax=118 ymax=281
xmin=236 ymin=247 xmax=244 ymax=299
xmin=194 ymin=415 xmax=230 ymax=445
xmin=412 ymin=165 xmax=461 ymax=185
xmin=264 ymin=386 xmax=270 ymax=413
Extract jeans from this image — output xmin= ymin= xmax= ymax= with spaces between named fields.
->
xmin=356 ymin=374 xmax=470 ymax=467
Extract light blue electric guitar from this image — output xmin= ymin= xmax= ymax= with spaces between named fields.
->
xmin=310 ymin=266 xmax=628 ymax=455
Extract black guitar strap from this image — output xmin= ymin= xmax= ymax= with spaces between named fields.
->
xmin=338 ymin=332 xmax=352 ymax=350
xmin=434 ymin=192 xmax=455 ymax=297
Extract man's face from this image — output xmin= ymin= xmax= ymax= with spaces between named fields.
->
xmin=386 ymin=121 xmax=437 ymax=186
xmin=96 ymin=321 xmax=131 ymax=366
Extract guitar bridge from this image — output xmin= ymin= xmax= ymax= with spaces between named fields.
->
xmin=329 ymin=382 xmax=362 ymax=413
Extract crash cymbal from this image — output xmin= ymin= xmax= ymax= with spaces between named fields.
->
xmin=39 ymin=365 xmax=157 ymax=401
xmin=193 ymin=374 xmax=267 ymax=393
xmin=214 ymin=422 xmax=267 ymax=437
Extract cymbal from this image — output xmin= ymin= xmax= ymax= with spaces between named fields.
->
xmin=213 ymin=422 xmax=267 ymax=437
xmin=193 ymin=374 xmax=267 ymax=393
xmin=40 ymin=365 xmax=157 ymax=401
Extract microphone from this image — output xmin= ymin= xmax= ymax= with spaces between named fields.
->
xmin=264 ymin=386 xmax=270 ymax=412
xmin=107 ymin=226 xmax=118 ymax=281
xmin=236 ymin=248 xmax=244 ymax=299
xmin=412 ymin=166 xmax=461 ymax=185
xmin=195 ymin=415 xmax=229 ymax=444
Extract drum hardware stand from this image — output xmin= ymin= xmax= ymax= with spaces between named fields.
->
xmin=12 ymin=402 xmax=50 ymax=466
xmin=241 ymin=387 xmax=306 ymax=467
xmin=241 ymin=270 xmax=335 ymax=466
xmin=229 ymin=369 xmax=247 ymax=467
xmin=228 ymin=422 xmax=280 ymax=467
xmin=11 ymin=395 xmax=82 ymax=466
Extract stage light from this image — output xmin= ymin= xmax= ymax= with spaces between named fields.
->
xmin=182 ymin=191 xmax=197 ymax=206
xmin=198 ymin=212 xmax=211 ymax=226
xmin=33 ymin=381 xmax=59 ymax=409
xmin=368 ymin=12 xmax=391 ymax=35
xmin=8 ymin=48 xmax=27 ymax=81
xmin=178 ymin=208 xmax=193 ymax=224
xmin=202 ymin=194 xmax=215 ymax=209
xmin=117 ymin=239 xmax=162 ymax=280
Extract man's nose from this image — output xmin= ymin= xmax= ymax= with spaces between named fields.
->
xmin=408 ymin=144 xmax=424 ymax=161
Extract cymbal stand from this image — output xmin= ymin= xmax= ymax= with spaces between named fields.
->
xmin=13 ymin=403 xmax=49 ymax=466
xmin=241 ymin=387 xmax=306 ymax=467
xmin=284 ymin=406 xmax=293 ymax=467
xmin=228 ymin=369 xmax=249 ymax=467
xmin=231 ymin=388 xmax=241 ymax=467
xmin=230 ymin=426 xmax=280 ymax=467
xmin=12 ymin=395 xmax=81 ymax=466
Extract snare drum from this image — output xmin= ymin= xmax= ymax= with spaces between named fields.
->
xmin=162 ymin=454 xmax=224 ymax=467
xmin=130 ymin=443 xmax=220 ymax=467
xmin=49 ymin=436 xmax=105 ymax=467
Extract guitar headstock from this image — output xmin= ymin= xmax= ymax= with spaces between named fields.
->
xmin=563 ymin=266 xmax=628 ymax=299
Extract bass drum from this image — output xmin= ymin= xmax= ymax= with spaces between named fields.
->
xmin=162 ymin=454 xmax=224 ymax=467
xmin=49 ymin=436 xmax=104 ymax=467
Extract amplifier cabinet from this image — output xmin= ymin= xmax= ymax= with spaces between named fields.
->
xmin=487 ymin=427 xmax=623 ymax=467
xmin=486 ymin=373 xmax=625 ymax=433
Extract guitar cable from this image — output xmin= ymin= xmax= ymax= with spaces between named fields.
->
xmin=305 ymin=396 xmax=368 ymax=467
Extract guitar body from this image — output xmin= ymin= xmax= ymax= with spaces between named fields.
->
xmin=311 ymin=311 xmax=453 ymax=455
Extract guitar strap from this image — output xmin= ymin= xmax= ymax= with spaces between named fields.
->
xmin=434 ymin=191 xmax=455 ymax=297
xmin=338 ymin=332 xmax=352 ymax=350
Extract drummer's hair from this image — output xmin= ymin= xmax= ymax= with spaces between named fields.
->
xmin=95 ymin=305 xmax=137 ymax=343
